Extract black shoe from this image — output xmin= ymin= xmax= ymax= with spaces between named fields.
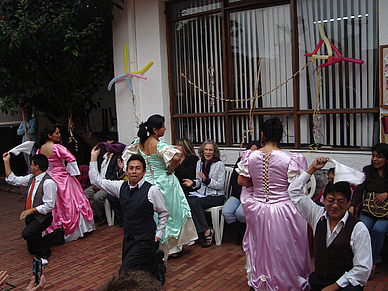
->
xmin=153 ymin=249 xmax=166 ymax=286
xmin=159 ymin=263 xmax=166 ymax=286
xmin=201 ymin=228 xmax=214 ymax=248
xmin=169 ymin=252 xmax=184 ymax=259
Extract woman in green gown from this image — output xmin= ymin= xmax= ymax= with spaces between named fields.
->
xmin=121 ymin=114 xmax=198 ymax=259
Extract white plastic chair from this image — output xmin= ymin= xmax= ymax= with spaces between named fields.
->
xmin=306 ymin=174 xmax=317 ymax=198
xmin=104 ymin=199 xmax=115 ymax=226
xmin=204 ymin=166 xmax=234 ymax=245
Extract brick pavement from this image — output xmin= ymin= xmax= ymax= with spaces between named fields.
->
xmin=1 ymin=189 xmax=388 ymax=290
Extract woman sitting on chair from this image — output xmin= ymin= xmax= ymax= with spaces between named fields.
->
xmin=183 ymin=140 xmax=225 ymax=248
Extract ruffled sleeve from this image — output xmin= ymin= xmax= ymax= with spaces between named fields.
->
xmin=287 ymin=152 xmax=307 ymax=183
xmin=121 ymin=138 xmax=140 ymax=168
xmin=236 ymin=150 xmax=254 ymax=178
xmin=54 ymin=144 xmax=77 ymax=163
xmin=157 ymin=140 xmax=181 ymax=167
xmin=67 ymin=161 xmax=80 ymax=176
xmin=54 ymin=144 xmax=80 ymax=176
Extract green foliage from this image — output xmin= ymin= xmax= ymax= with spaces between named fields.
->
xmin=0 ymin=0 xmax=121 ymax=124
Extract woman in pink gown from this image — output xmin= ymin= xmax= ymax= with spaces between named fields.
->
xmin=237 ymin=117 xmax=311 ymax=290
xmin=38 ymin=124 xmax=95 ymax=241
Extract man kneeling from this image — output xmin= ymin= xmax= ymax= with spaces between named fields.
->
xmin=89 ymin=147 xmax=170 ymax=285
xmin=3 ymin=152 xmax=58 ymax=262
xmin=288 ymin=157 xmax=372 ymax=291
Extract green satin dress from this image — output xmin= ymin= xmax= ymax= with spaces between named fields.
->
xmin=122 ymin=138 xmax=197 ymax=253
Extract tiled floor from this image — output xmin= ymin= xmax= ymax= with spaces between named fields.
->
xmin=1 ymin=189 xmax=388 ymax=290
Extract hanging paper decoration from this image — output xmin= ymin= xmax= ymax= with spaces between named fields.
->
xmin=208 ymin=67 xmax=215 ymax=107
xmin=309 ymin=68 xmax=323 ymax=152
xmin=68 ymin=115 xmax=78 ymax=152
xmin=304 ymin=23 xmax=364 ymax=68
xmin=107 ymin=44 xmax=154 ymax=126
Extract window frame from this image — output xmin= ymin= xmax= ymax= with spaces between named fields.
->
xmin=165 ymin=0 xmax=379 ymax=148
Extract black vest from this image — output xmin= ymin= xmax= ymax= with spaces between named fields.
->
xmin=314 ymin=213 xmax=360 ymax=284
xmin=28 ymin=173 xmax=53 ymax=223
xmin=119 ymin=181 xmax=156 ymax=240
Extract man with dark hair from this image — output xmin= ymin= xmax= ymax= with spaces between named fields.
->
xmin=98 ymin=269 xmax=162 ymax=291
xmin=3 ymin=153 xmax=59 ymax=262
xmin=89 ymin=147 xmax=169 ymax=285
xmin=288 ymin=157 xmax=372 ymax=291
xmin=84 ymin=136 xmax=125 ymax=226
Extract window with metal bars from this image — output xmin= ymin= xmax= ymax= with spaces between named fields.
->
xmin=166 ymin=0 xmax=379 ymax=148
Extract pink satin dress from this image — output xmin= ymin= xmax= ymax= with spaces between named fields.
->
xmin=238 ymin=150 xmax=311 ymax=290
xmin=38 ymin=144 xmax=95 ymax=241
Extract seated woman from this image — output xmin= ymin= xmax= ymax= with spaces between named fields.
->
xmin=183 ymin=140 xmax=225 ymax=248
xmin=174 ymin=138 xmax=199 ymax=198
xmin=349 ymin=143 xmax=388 ymax=279
xmin=222 ymin=140 xmax=260 ymax=245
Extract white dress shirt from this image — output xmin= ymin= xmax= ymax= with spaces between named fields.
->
xmin=6 ymin=172 xmax=57 ymax=215
xmin=89 ymin=161 xmax=170 ymax=239
xmin=100 ymin=152 xmax=112 ymax=179
xmin=288 ymin=171 xmax=372 ymax=288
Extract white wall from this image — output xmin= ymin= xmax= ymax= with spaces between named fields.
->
xmin=111 ymin=0 xmax=381 ymax=170
xmin=112 ymin=0 xmax=170 ymax=145
xmin=380 ymin=0 xmax=388 ymax=45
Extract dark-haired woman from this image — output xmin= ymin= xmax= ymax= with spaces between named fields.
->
xmin=349 ymin=143 xmax=388 ymax=279
xmin=237 ymin=117 xmax=310 ymax=290
xmin=174 ymin=138 xmax=199 ymax=198
xmin=183 ymin=140 xmax=226 ymax=248
xmin=222 ymin=140 xmax=260 ymax=245
xmin=38 ymin=125 xmax=95 ymax=241
xmin=121 ymin=115 xmax=197 ymax=259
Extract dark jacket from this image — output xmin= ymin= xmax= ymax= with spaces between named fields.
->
xmin=98 ymin=153 xmax=123 ymax=181
xmin=174 ymin=155 xmax=199 ymax=197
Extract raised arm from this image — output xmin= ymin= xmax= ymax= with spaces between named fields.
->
xmin=288 ymin=157 xmax=329 ymax=228
xmin=2 ymin=152 xmax=12 ymax=178
xmin=89 ymin=147 xmax=123 ymax=197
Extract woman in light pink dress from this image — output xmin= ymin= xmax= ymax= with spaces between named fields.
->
xmin=38 ymin=124 xmax=95 ymax=241
xmin=237 ymin=117 xmax=311 ymax=290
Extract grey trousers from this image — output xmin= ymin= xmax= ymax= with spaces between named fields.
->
xmin=84 ymin=186 xmax=107 ymax=224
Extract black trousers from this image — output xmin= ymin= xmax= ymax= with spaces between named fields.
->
xmin=188 ymin=195 xmax=225 ymax=233
xmin=119 ymin=234 xmax=159 ymax=279
xmin=309 ymin=272 xmax=363 ymax=291
xmin=22 ymin=214 xmax=53 ymax=259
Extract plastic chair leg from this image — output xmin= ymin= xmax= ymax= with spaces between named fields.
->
xmin=211 ymin=208 xmax=224 ymax=245
xmin=104 ymin=199 xmax=115 ymax=226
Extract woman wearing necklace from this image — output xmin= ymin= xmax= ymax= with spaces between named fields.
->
xmin=174 ymin=138 xmax=199 ymax=198
xmin=183 ymin=139 xmax=226 ymax=247
xmin=121 ymin=114 xmax=197 ymax=259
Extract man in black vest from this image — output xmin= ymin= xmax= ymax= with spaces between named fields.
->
xmin=288 ymin=157 xmax=372 ymax=291
xmin=3 ymin=152 xmax=59 ymax=262
xmin=89 ymin=147 xmax=170 ymax=285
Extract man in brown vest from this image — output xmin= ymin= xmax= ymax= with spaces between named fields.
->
xmin=288 ymin=157 xmax=372 ymax=291
xmin=3 ymin=152 xmax=58 ymax=262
